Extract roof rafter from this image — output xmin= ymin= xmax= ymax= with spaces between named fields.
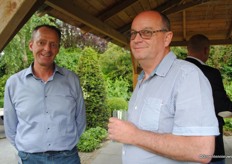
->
xmin=45 ymin=0 xmax=129 ymax=46
xmin=118 ymin=0 xmax=184 ymax=34
xmin=80 ymin=0 xmax=138 ymax=33
xmin=0 ymin=0 xmax=45 ymax=52
xmin=163 ymin=0 xmax=211 ymax=15
xmin=227 ymin=19 xmax=232 ymax=39
xmin=98 ymin=0 xmax=138 ymax=21
xmin=118 ymin=0 xmax=212 ymax=45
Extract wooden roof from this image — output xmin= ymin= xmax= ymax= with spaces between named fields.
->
xmin=43 ymin=0 xmax=232 ymax=47
xmin=1 ymin=0 xmax=232 ymax=52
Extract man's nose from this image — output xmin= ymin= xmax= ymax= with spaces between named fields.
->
xmin=43 ymin=43 xmax=52 ymax=51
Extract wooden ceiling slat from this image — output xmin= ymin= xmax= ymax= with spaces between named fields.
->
xmin=163 ymin=0 xmax=211 ymax=15
xmin=155 ymin=0 xmax=182 ymax=13
xmin=226 ymin=19 xmax=232 ymax=39
xmin=98 ymin=0 xmax=138 ymax=21
xmin=139 ymin=0 xmax=151 ymax=10
xmin=75 ymin=0 xmax=138 ymax=36
xmin=182 ymin=11 xmax=186 ymax=40
xmin=171 ymin=39 xmax=232 ymax=46
xmin=1 ymin=0 xmax=232 ymax=51
xmin=131 ymin=1 xmax=144 ymax=13
xmin=45 ymin=0 xmax=128 ymax=46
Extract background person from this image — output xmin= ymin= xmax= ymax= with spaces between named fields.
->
xmin=186 ymin=34 xmax=232 ymax=164
xmin=108 ymin=10 xmax=219 ymax=164
xmin=4 ymin=25 xmax=86 ymax=164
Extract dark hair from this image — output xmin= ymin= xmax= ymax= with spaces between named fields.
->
xmin=187 ymin=34 xmax=210 ymax=53
xmin=31 ymin=24 xmax=61 ymax=41
xmin=160 ymin=12 xmax=171 ymax=31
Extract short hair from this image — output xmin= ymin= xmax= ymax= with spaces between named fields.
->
xmin=160 ymin=12 xmax=171 ymax=31
xmin=31 ymin=24 xmax=61 ymax=41
xmin=187 ymin=34 xmax=210 ymax=53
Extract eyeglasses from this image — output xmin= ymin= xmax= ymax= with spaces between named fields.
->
xmin=130 ymin=29 xmax=168 ymax=40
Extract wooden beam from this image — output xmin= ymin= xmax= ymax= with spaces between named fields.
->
xmin=45 ymin=0 xmax=129 ymax=46
xmin=0 ymin=0 xmax=45 ymax=52
xmin=81 ymin=0 xmax=138 ymax=32
xmin=182 ymin=10 xmax=186 ymax=40
xmin=98 ymin=0 xmax=138 ymax=21
xmin=119 ymin=0 xmax=211 ymax=34
xmin=156 ymin=0 xmax=183 ymax=13
xmin=226 ymin=19 xmax=232 ymax=39
xmin=79 ymin=0 xmax=138 ymax=35
xmin=118 ymin=0 xmax=183 ymax=33
xmin=171 ymin=39 xmax=232 ymax=46
xmin=163 ymin=0 xmax=211 ymax=15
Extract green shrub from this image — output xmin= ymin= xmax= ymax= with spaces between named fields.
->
xmin=224 ymin=118 xmax=232 ymax=131
xmin=77 ymin=47 xmax=109 ymax=129
xmin=87 ymin=126 xmax=108 ymax=141
xmin=0 ymin=74 xmax=11 ymax=99
xmin=105 ymin=77 xmax=131 ymax=101
xmin=77 ymin=126 xmax=108 ymax=152
xmin=107 ymin=97 xmax=128 ymax=115
xmin=0 ymin=99 xmax=3 ymax=108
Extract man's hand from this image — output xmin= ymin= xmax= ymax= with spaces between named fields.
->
xmin=108 ymin=117 xmax=138 ymax=144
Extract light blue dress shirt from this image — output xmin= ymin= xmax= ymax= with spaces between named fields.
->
xmin=4 ymin=63 xmax=86 ymax=153
xmin=123 ymin=52 xmax=219 ymax=164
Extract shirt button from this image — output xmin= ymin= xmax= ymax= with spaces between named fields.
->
xmin=135 ymin=106 xmax=137 ymax=110
xmin=122 ymin=150 xmax=125 ymax=155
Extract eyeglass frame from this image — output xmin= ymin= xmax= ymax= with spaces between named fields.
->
xmin=129 ymin=29 xmax=168 ymax=40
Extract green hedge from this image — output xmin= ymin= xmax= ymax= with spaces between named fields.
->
xmin=0 ymin=99 xmax=3 ymax=108
xmin=77 ymin=126 xmax=108 ymax=152
xmin=224 ymin=118 xmax=232 ymax=131
xmin=107 ymin=97 xmax=128 ymax=115
xmin=77 ymin=47 xmax=109 ymax=129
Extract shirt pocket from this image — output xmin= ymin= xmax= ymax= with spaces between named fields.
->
xmin=139 ymin=98 xmax=162 ymax=131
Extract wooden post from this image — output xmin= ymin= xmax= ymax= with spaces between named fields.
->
xmin=130 ymin=52 xmax=142 ymax=89
xmin=0 ymin=0 xmax=45 ymax=52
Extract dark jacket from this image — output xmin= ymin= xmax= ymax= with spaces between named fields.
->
xmin=186 ymin=57 xmax=232 ymax=162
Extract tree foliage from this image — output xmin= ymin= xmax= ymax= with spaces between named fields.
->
xmin=100 ymin=43 xmax=133 ymax=98
xmin=59 ymin=22 xmax=108 ymax=53
xmin=209 ymin=46 xmax=232 ymax=99
xmin=55 ymin=47 xmax=82 ymax=72
xmin=106 ymin=97 xmax=128 ymax=116
xmin=105 ymin=77 xmax=131 ymax=100
xmin=100 ymin=43 xmax=132 ymax=82
xmin=76 ymin=47 xmax=109 ymax=129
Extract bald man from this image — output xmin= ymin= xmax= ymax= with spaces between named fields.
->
xmin=108 ymin=11 xmax=219 ymax=164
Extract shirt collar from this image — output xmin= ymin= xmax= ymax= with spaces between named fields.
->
xmin=138 ymin=51 xmax=176 ymax=80
xmin=186 ymin=56 xmax=206 ymax=65
xmin=25 ymin=63 xmax=64 ymax=78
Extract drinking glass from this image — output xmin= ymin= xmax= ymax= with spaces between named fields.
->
xmin=112 ymin=110 xmax=127 ymax=120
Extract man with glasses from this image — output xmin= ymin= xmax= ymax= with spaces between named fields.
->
xmin=4 ymin=25 xmax=86 ymax=164
xmin=108 ymin=10 xmax=219 ymax=163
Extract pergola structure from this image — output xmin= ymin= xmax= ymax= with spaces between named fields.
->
xmin=1 ymin=0 xmax=232 ymax=85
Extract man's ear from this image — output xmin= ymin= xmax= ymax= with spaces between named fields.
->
xmin=29 ymin=41 xmax=33 ymax=51
xmin=204 ymin=46 xmax=210 ymax=55
xmin=164 ymin=31 xmax=173 ymax=47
